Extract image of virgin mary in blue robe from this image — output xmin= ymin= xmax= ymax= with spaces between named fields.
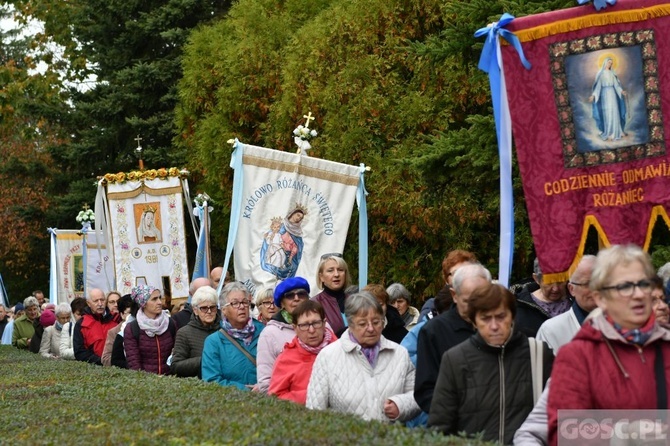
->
xmin=590 ymin=57 xmax=627 ymax=141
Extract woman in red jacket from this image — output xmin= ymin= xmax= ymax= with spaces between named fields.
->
xmin=548 ymin=245 xmax=670 ymax=445
xmin=124 ymin=285 xmax=175 ymax=375
xmin=268 ymin=300 xmax=335 ymax=404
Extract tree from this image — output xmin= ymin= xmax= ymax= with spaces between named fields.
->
xmin=0 ymin=7 xmax=67 ymax=299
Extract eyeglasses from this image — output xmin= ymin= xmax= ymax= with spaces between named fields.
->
xmin=226 ymin=300 xmax=251 ymax=309
xmin=296 ymin=320 xmax=325 ymax=331
xmin=600 ymin=280 xmax=653 ymax=298
xmin=197 ymin=305 xmax=218 ymax=313
xmin=569 ymin=281 xmax=589 ymax=287
xmin=283 ymin=290 xmax=309 ymax=300
xmin=353 ymin=319 xmax=383 ymax=330
xmin=260 ymin=300 xmax=276 ymax=308
xmin=320 ymin=252 xmax=343 ymax=260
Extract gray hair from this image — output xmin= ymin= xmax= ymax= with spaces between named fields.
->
xmin=23 ymin=296 xmax=39 ymax=309
xmin=590 ymin=245 xmax=654 ymax=291
xmin=452 ymin=263 xmax=492 ymax=295
xmin=658 ymin=262 xmax=670 ymax=286
xmin=533 ymin=258 xmax=542 ymax=278
xmin=570 ymin=255 xmax=596 ymax=284
xmin=218 ymin=281 xmax=250 ymax=308
xmin=344 ymin=292 xmax=383 ymax=326
xmin=192 ymin=286 xmax=218 ymax=308
xmin=386 ymin=283 xmax=411 ymax=306
xmin=55 ymin=303 xmax=72 ymax=316
xmin=254 ymin=287 xmax=275 ymax=307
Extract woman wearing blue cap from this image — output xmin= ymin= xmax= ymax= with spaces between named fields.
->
xmin=256 ymin=277 xmax=311 ymax=393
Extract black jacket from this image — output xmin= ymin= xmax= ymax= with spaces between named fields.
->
xmin=514 ymin=282 xmax=548 ymax=337
xmin=171 ymin=311 xmax=221 ymax=378
xmin=172 ymin=303 xmax=193 ymax=330
xmin=382 ymin=305 xmax=408 ymax=344
xmin=428 ymin=330 xmax=553 ymax=444
xmin=414 ymin=306 xmax=475 ymax=413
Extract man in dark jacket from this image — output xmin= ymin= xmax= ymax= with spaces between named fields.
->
xmin=414 ymin=263 xmax=491 ymax=413
xmin=428 ymin=283 xmax=553 ymax=444
xmin=73 ymin=288 xmax=118 ymax=365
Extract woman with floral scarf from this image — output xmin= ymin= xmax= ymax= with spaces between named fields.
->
xmin=123 ymin=285 xmax=175 ymax=375
xmin=201 ymin=282 xmax=264 ymax=390
xmin=269 ymin=300 xmax=336 ymax=404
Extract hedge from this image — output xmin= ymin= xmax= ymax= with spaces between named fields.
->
xmin=0 ymin=347 xmax=489 ymax=445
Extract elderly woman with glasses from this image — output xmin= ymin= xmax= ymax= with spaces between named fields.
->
xmin=254 ymin=287 xmax=278 ymax=325
xmin=257 ymin=277 xmax=311 ymax=393
xmin=269 ymin=299 xmax=336 ymax=404
xmin=201 ymin=282 xmax=264 ymax=390
xmin=171 ymin=286 xmax=221 ymax=377
xmin=306 ymin=292 xmax=420 ymax=422
xmin=123 ymin=285 xmax=177 ymax=375
xmin=548 ymin=245 xmax=670 ymax=445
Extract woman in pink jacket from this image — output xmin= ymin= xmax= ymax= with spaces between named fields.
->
xmin=269 ymin=300 xmax=336 ymax=404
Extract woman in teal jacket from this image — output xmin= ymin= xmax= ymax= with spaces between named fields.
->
xmin=202 ymin=282 xmax=264 ymax=390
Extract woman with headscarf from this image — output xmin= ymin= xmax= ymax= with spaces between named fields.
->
xmin=39 ymin=303 xmax=71 ymax=358
xmin=201 ymin=282 xmax=264 ymax=390
xmin=548 ymin=245 xmax=670 ymax=445
xmin=269 ymin=299 xmax=336 ymax=404
xmin=306 ymin=292 xmax=420 ymax=422
xmin=123 ymin=285 xmax=176 ymax=375
xmin=138 ymin=208 xmax=162 ymax=242
xmin=171 ymin=286 xmax=221 ymax=378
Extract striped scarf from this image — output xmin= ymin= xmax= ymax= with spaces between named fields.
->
xmin=298 ymin=328 xmax=334 ymax=355
xmin=221 ymin=316 xmax=256 ymax=346
xmin=605 ymin=312 xmax=656 ymax=346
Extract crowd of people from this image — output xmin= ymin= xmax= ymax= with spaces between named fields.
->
xmin=2 ymin=246 xmax=670 ymax=445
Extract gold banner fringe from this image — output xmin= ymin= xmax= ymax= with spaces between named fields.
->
xmin=513 ymin=4 xmax=670 ymax=43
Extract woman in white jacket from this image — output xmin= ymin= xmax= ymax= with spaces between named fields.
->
xmin=306 ymin=292 xmax=420 ymax=422
xmin=59 ymin=298 xmax=88 ymax=360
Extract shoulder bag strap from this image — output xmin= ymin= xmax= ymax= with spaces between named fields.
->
xmin=219 ymin=328 xmax=257 ymax=367
xmin=655 ymin=342 xmax=667 ymax=409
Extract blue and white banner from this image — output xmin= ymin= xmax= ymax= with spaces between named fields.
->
xmin=222 ymin=142 xmax=365 ymax=296
xmin=0 ymin=272 xmax=8 ymax=307
xmin=49 ymin=229 xmax=84 ymax=304
xmin=191 ymin=204 xmax=211 ymax=282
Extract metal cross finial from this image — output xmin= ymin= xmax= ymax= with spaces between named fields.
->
xmin=134 ymin=134 xmax=145 ymax=171
xmin=303 ymin=112 xmax=315 ymax=129
xmin=82 ymin=203 xmax=90 ymax=210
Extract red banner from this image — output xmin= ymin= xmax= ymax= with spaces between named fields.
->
xmin=502 ymin=0 xmax=670 ymax=281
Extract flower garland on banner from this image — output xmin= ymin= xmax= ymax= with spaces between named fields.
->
xmin=102 ymin=167 xmax=188 ymax=184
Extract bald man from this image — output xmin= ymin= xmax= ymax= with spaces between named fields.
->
xmin=173 ymin=277 xmax=213 ymax=330
xmin=73 ymin=288 xmax=117 ymax=365
xmin=210 ymin=267 xmax=224 ymax=289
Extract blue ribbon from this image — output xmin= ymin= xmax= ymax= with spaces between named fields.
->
xmin=357 ymin=164 xmax=369 ymax=289
xmin=577 ymin=0 xmax=616 ymax=11
xmin=219 ymin=139 xmax=244 ymax=296
xmin=474 ymin=13 xmax=530 ymax=287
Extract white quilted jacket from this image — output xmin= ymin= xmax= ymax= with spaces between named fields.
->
xmin=306 ymin=330 xmax=421 ymax=422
